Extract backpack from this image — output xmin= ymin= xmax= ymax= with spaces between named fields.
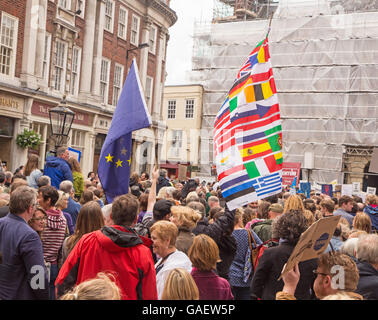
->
xmin=133 ymin=216 xmax=157 ymax=263
xmin=253 ymin=238 xmax=279 ymax=270
xmin=134 ymin=215 xmax=153 ymax=238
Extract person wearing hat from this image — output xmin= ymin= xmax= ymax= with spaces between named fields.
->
xmin=250 ymin=203 xmax=283 ymax=243
xmin=130 ymin=185 xmax=142 ymax=199
xmin=134 ymin=168 xmax=174 ymax=248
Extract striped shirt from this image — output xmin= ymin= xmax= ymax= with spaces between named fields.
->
xmin=42 ymin=209 xmax=67 ymax=264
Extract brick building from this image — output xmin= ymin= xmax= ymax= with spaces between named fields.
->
xmin=0 ymin=0 xmax=176 ymax=176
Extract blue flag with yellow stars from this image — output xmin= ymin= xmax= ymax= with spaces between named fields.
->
xmin=98 ymin=59 xmax=152 ymax=203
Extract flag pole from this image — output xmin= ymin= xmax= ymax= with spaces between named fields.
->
xmin=266 ymin=12 xmax=274 ymax=38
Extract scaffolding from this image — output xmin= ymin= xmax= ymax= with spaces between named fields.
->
xmin=190 ymin=0 xmax=378 ymax=185
xmin=213 ymin=0 xmax=279 ymax=22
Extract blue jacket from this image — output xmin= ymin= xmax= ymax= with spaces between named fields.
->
xmin=43 ymin=156 xmax=73 ymax=189
xmin=0 ymin=213 xmax=48 ymax=300
xmin=65 ymin=197 xmax=81 ymax=227
xmin=324 ymin=236 xmax=344 ymax=253
xmin=333 ymin=208 xmax=354 ymax=226
xmin=363 ymin=205 xmax=378 ymax=231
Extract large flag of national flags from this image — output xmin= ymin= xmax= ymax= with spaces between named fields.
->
xmin=213 ymin=37 xmax=283 ymax=210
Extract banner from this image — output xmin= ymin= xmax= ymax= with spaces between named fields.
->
xmin=282 ymin=162 xmax=301 ymax=186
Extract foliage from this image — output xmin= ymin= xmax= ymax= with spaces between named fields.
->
xmin=16 ymin=129 xmax=42 ymax=150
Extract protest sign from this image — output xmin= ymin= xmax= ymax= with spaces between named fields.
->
xmin=68 ymin=147 xmax=81 ymax=162
xmin=280 ymin=215 xmax=341 ymax=280
xmin=321 ymin=184 xmax=333 ymax=197
xmin=341 ymin=184 xmax=353 ymax=196
xmin=178 ymin=164 xmax=187 ymax=180
xmin=282 ymin=162 xmax=301 ymax=186
xmin=352 ymin=182 xmax=361 ymax=194
xmin=367 ymin=187 xmax=377 ymax=195
xmin=300 ymin=182 xmax=311 ymax=198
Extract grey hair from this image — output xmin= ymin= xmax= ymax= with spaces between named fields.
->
xmin=208 ymin=196 xmax=219 ymax=204
xmin=159 ymin=169 xmax=167 ymax=177
xmin=356 ymin=234 xmax=378 ymax=265
xmin=102 ymin=204 xmax=112 ymax=221
xmin=59 ymin=180 xmax=74 ymax=193
xmin=341 ymin=238 xmax=359 ymax=258
xmin=56 ymin=146 xmax=68 ymax=156
xmin=9 ymin=186 xmax=37 ymax=215
xmin=37 ymin=175 xmax=51 ymax=188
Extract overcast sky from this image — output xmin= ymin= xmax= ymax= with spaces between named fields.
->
xmin=165 ymin=0 xmax=214 ymax=85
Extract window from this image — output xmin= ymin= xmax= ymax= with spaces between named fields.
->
xmin=42 ymin=33 xmax=51 ymax=82
xmin=70 ymin=46 xmax=81 ymax=95
xmin=167 ymin=100 xmax=176 ymax=119
xmin=118 ymin=6 xmax=128 ymax=40
xmin=104 ymin=0 xmax=115 ymax=33
xmin=112 ymin=64 xmax=123 ymax=106
xmin=0 ymin=13 xmax=18 ymax=76
xmin=100 ymin=59 xmax=110 ymax=104
xmin=149 ymin=25 xmax=157 ymax=55
xmin=185 ymin=99 xmax=194 ymax=118
xmin=53 ymin=40 xmax=67 ymax=92
xmin=170 ymin=130 xmax=182 ymax=157
xmin=130 ymin=15 xmax=140 ymax=46
xmin=76 ymin=0 xmax=85 ymax=18
xmin=59 ymin=0 xmax=71 ymax=10
xmin=145 ymin=76 xmax=153 ymax=110
xmin=70 ymin=129 xmax=85 ymax=162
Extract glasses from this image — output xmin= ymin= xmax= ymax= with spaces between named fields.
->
xmin=31 ymin=217 xmax=47 ymax=221
xmin=312 ymin=269 xmax=329 ymax=277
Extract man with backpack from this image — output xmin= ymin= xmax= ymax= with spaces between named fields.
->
xmin=55 ymin=194 xmax=157 ymax=300
xmin=251 ymin=203 xmax=283 ymax=243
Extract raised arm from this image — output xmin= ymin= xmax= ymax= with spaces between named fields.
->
xmin=147 ymin=166 xmax=159 ymax=212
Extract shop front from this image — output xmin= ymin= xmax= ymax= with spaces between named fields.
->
xmin=0 ymin=91 xmax=26 ymax=171
xmin=30 ymin=100 xmax=95 ymax=175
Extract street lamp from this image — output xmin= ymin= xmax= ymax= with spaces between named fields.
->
xmin=126 ymin=42 xmax=149 ymax=67
xmin=49 ymin=95 xmax=75 ymax=150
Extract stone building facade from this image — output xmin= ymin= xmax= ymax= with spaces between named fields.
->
xmin=0 ymin=0 xmax=176 ymax=176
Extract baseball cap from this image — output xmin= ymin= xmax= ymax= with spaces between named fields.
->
xmin=153 ymin=199 xmax=174 ymax=220
xmin=269 ymin=203 xmax=283 ymax=213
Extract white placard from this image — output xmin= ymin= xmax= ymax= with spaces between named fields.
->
xmin=352 ymin=182 xmax=361 ymax=194
xmin=367 ymin=187 xmax=377 ymax=195
xmin=355 ymin=192 xmax=366 ymax=203
xmin=341 ymin=184 xmax=353 ymax=196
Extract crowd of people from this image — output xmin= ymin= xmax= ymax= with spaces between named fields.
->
xmin=0 ymin=147 xmax=378 ymax=301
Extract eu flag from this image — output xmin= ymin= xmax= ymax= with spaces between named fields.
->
xmin=98 ymin=59 xmax=152 ymax=203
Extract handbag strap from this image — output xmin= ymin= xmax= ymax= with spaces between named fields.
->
xmin=248 ymin=229 xmax=257 ymax=249
xmin=247 ymin=229 xmax=252 ymax=251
